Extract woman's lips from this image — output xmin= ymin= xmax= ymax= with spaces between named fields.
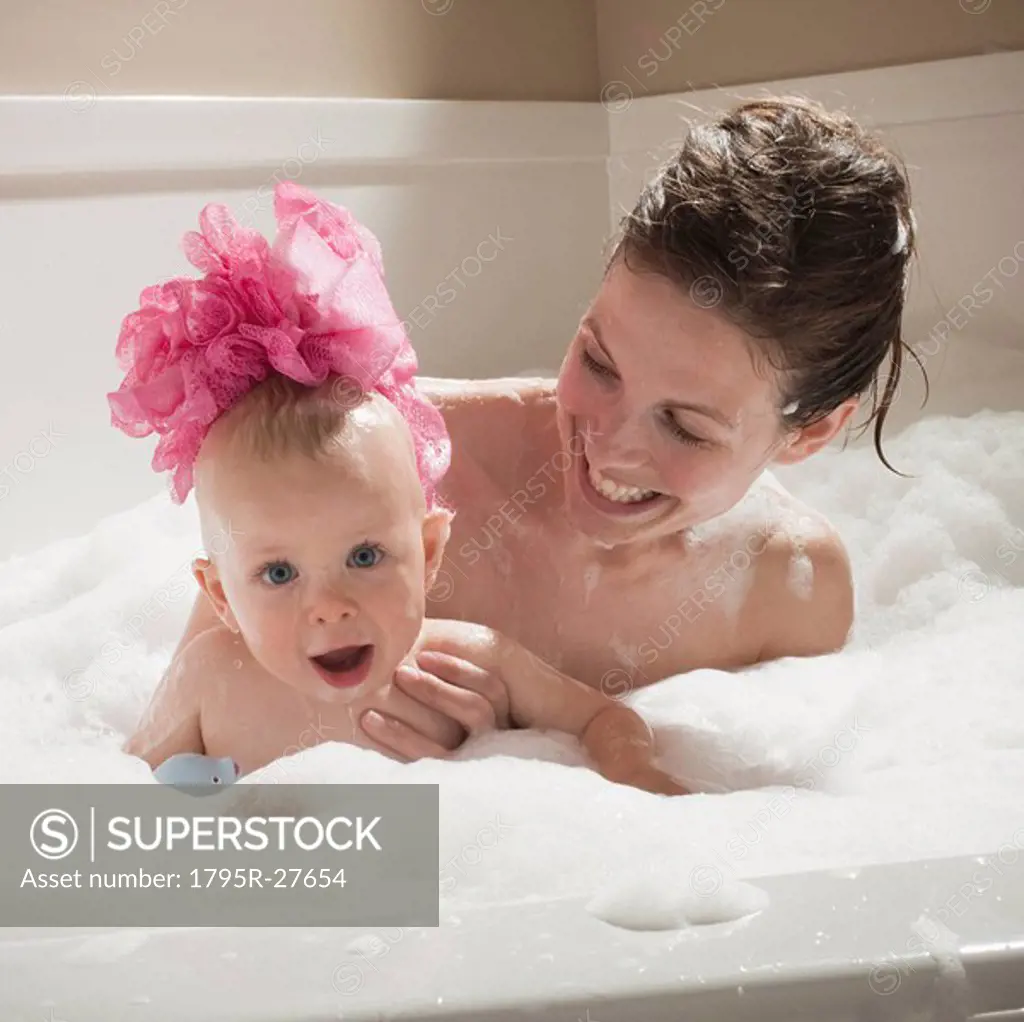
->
xmin=575 ymin=433 xmax=672 ymax=520
xmin=309 ymin=644 xmax=375 ymax=688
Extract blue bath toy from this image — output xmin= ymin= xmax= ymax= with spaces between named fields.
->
xmin=153 ymin=753 xmax=240 ymax=795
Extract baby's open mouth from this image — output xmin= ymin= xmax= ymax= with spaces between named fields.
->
xmin=309 ymin=644 xmax=375 ymax=688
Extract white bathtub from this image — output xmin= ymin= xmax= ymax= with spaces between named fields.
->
xmin=2 ymin=53 xmax=1024 ymax=1022
xmin=2 ymin=853 xmax=1024 ymax=1020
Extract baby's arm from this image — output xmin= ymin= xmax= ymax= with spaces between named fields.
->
xmin=123 ymin=633 xmax=208 ymax=769
xmin=492 ymin=641 xmax=687 ymax=796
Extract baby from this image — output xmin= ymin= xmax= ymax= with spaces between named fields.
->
xmin=114 ymin=182 xmax=684 ymax=796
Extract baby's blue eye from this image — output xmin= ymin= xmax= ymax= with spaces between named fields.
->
xmin=347 ymin=544 xmax=384 ymax=569
xmin=261 ymin=562 xmax=297 ymax=586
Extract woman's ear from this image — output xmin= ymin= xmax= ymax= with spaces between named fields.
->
xmin=421 ymin=509 xmax=452 ymax=589
xmin=192 ymin=556 xmax=240 ymax=633
xmin=773 ymin=398 xmax=859 ymax=465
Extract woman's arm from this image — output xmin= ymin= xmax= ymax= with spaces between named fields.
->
xmin=494 ymin=639 xmax=688 ymax=795
xmin=393 ymin=621 xmax=686 ymax=795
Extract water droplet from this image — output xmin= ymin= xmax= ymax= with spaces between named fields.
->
xmin=233 ymin=659 xmax=243 ymax=669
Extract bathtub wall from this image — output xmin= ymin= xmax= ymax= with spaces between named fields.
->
xmin=596 ymin=0 xmax=1024 ymax=94
xmin=0 ymin=0 xmax=600 ymax=101
xmin=4 ymin=0 xmax=1020 ymax=102
xmin=0 ymin=97 xmax=609 ymax=560
xmin=1 ymin=50 xmax=1022 ymax=560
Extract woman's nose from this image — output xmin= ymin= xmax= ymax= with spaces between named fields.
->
xmin=605 ymin=435 xmax=647 ymax=468
xmin=592 ymin=417 xmax=648 ymax=470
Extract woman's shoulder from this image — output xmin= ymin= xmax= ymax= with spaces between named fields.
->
xmin=691 ymin=470 xmax=840 ymax=548
xmin=418 ymin=375 xmax=556 ymax=415
xmin=418 ymin=376 xmax=558 ymax=473
xmin=703 ymin=471 xmax=855 ymax=660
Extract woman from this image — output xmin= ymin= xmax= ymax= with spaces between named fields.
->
xmin=162 ymin=96 xmax=915 ymax=762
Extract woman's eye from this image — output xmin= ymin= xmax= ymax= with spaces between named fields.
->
xmin=665 ymin=414 xmax=707 ymax=448
xmin=260 ymin=561 xmax=297 ymax=586
xmin=347 ymin=544 xmax=384 ymax=569
xmin=581 ymin=346 xmax=617 ymax=379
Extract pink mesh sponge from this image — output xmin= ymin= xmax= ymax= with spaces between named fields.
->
xmin=107 ymin=182 xmax=450 ymax=507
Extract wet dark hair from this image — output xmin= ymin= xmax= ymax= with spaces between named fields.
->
xmin=614 ymin=96 xmax=918 ymax=471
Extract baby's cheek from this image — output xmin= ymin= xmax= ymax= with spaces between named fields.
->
xmin=383 ymin=581 xmax=427 ymax=660
xmin=229 ymin=590 xmax=292 ymax=658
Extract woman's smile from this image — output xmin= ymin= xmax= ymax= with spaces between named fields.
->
xmin=571 ymin=419 xmax=676 ymax=522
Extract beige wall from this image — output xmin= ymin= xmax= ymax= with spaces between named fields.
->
xmin=2 ymin=0 xmax=1022 ymax=101
xmin=596 ymin=0 xmax=1024 ymax=94
xmin=0 ymin=0 xmax=599 ymax=101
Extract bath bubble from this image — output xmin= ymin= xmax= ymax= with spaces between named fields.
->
xmin=786 ymin=545 xmax=814 ymax=599
xmin=3 ymin=407 xmax=1024 ymax=969
xmin=585 ymin=872 xmax=692 ymax=931
xmin=681 ymin=879 xmax=770 ymax=925
xmin=585 ymin=868 xmax=769 ymax=931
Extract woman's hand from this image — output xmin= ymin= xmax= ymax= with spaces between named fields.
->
xmin=580 ymin=704 xmax=689 ymax=797
xmin=359 ymin=620 xmax=514 ymax=761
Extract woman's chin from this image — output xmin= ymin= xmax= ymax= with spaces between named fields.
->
xmin=566 ymin=503 xmax=678 ymax=548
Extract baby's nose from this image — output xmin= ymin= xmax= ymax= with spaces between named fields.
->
xmin=309 ymin=587 xmax=358 ymax=625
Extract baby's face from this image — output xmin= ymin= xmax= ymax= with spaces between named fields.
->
xmin=194 ymin=397 xmax=448 ymax=701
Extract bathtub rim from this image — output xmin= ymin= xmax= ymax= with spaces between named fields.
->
xmin=3 ymin=849 xmax=1024 ymax=1021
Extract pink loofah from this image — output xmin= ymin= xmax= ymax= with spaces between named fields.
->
xmin=107 ymin=183 xmax=450 ymax=507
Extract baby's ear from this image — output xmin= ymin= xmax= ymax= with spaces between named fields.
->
xmin=192 ymin=556 xmax=240 ymax=633
xmin=421 ymin=509 xmax=452 ymax=587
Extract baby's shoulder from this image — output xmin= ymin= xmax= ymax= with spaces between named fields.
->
xmin=175 ymin=626 xmax=252 ymax=709
xmin=178 ymin=625 xmax=248 ymax=674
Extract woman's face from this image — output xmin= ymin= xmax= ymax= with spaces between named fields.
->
xmin=555 ymin=259 xmax=791 ymax=547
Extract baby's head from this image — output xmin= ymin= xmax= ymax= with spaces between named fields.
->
xmin=192 ymin=374 xmax=450 ymax=700
xmin=107 ymin=183 xmax=453 ymax=697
